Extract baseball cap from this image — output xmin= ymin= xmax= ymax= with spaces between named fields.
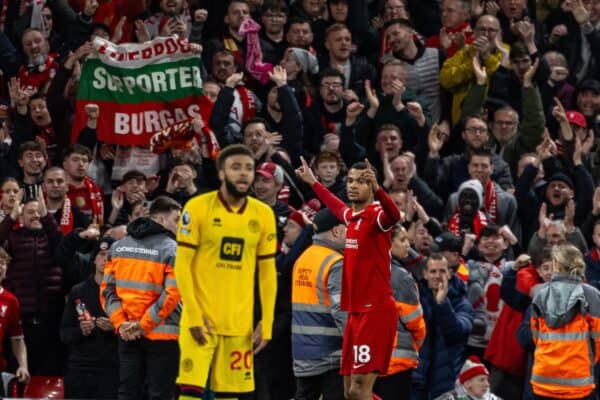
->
xmin=432 ymin=232 xmax=462 ymax=253
xmin=566 ymin=110 xmax=587 ymax=128
xmin=256 ymin=162 xmax=284 ymax=184
xmin=313 ymin=208 xmax=342 ymax=233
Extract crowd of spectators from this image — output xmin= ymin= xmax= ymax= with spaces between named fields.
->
xmin=0 ymin=0 xmax=600 ymax=398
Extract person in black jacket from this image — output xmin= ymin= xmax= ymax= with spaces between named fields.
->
xmin=60 ymin=236 xmax=119 ymax=399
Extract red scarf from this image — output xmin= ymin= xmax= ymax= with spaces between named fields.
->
xmin=84 ymin=176 xmax=104 ymax=225
xmin=58 ymin=197 xmax=74 ymax=235
xmin=237 ymin=86 xmax=257 ymax=123
xmin=448 ymin=210 xmax=488 ymax=237
xmin=18 ymin=53 xmax=59 ymax=92
xmin=484 ymin=179 xmax=498 ymax=224
xmin=198 ymin=96 xmax=221 ymax=160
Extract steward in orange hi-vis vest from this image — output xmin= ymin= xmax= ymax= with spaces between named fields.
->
xmin=531 ymin=273 xmax=600 ymax=399
xmin=386 ymin=261 xmax=426 ymax=376
xmin=100 ymin=217 xmax=181 ymax=341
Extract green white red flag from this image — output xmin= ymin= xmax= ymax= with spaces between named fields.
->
xmin=71 ymin=36 xmax=204 ymax=146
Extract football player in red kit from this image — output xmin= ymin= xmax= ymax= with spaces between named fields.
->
xmin=296 ymin=156 xmax=401 ymax=400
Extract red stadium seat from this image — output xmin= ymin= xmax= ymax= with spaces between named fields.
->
xmin=22 ymin=376 xmax=64 ymax=398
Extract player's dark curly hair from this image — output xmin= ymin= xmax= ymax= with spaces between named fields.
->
xmin=217 ymin=144 xmax=254 ymax=171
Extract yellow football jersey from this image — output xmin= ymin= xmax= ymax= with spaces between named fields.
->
xmin=175 ymin=190 xmax=277 ymax=336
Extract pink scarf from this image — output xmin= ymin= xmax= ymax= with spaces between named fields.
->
xmin=239 ymin=18 xmax=273 ymax=84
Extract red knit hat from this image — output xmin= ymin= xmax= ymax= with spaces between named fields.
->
xmin=459 ymin=356 xmax=489 ymax=384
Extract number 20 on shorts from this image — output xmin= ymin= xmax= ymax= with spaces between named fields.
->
xmin=230 ymin=350 xmax=252 ymax=370
xmin=353 ymin=345 xmax=371 ymax=364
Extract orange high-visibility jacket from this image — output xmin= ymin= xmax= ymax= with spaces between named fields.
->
xmin=531 ymin=275 xmax=600 ymax=399
xmin=100 ymin=219 xmax=181 ymax=341
xmin=386 ymin=261 xmax=426 ymax=375
xmin=291 ymin=242 xmax=345 ymax=367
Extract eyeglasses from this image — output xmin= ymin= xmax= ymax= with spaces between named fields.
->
xmin=320 ymin=82 xmax=343 ymax=89
xmin=465 ymin=126 xmax=488 ymax=134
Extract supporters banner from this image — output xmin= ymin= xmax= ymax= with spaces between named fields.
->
xmin=71 ymin=36 xmax=203 ymax=146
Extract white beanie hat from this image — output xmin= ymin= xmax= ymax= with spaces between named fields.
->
xmin=457 ymin=179 xmax=484 ymax=209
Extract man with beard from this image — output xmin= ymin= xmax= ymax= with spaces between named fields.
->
xmin=42 ymin=167 xmax=89 ymax=235
xmin=175 ymin=144 xmax=277 ymax=400
xmin=18 ymin=28 xmax=58 ymax=94
xmin=286 ymin=17 xmax=315 ymax=52
xmin=63 ymin=145 xmax=104 ymax=225
xmin=145 ymin=0 xmax=191 ymax=39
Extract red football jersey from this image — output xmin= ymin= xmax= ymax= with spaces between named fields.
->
xmin=0 ymin=288 xmax=23 ymax=371
xmin=312 ymin=183 xmax=401 ymax=312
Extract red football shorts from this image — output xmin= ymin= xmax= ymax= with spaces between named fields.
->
xmin=340 ymin=302 xmax=398 ymax=376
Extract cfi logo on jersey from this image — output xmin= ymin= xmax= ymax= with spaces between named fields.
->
xmin=220 ymin=237 xmax=245 ymax=261
xmin=0 ymin=305 xmax=7 ymax=318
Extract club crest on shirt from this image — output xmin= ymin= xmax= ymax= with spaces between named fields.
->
xmin=248 ymin=219 xmax=259 ymax=233
xmin=182 ymin=358 xmax=193 ymax=373
xmin=0 ymin=305 xmax=7 ymax=318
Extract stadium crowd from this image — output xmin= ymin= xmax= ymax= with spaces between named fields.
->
xmin=0 ymin=0 xmax=600 ymax=398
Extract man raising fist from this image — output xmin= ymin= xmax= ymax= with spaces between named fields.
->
xmin=296 ymin=157 xmax=401 ymax=400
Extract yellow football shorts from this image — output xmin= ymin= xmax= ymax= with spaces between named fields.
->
xmin=177 ymin=328 xmax=254 ymax=394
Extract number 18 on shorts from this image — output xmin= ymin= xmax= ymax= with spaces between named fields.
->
xmin=340 ymin=307 xmax=398 ymax=376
